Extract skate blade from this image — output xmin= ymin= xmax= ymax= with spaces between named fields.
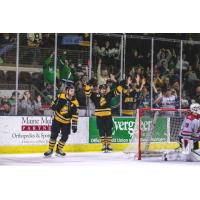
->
xmin=103 ymin=150 xmax=112 ymax=153
xmin=43 ymin=154 xmax=53 ymax=158
xmin=55 ymin=153 xmax=66 ymax=158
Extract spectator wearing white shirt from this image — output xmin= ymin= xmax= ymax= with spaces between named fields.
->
xmin=21 ymin=91 xmax=42 ymax=115
xmin=176 ymin=54 xmax=189 ymax=71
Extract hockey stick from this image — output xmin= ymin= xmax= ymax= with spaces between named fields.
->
xmin=174 ymin=138 xmax=182 ymax=151
xmin=191 ymin=149 xmax=200 ymax=157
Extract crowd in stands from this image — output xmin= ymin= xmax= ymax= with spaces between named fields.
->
xmin=93 ymin=39 xmax=121 ymax=74
xmin=126 ymin=46 xmax=200 ymax=110
xmin=1 ymin=33 xmax=200 ymax=116
xmin=91 ymin=36 xmax=200 ymax=115
xmin=0 ymin=90 xmax=42 ymax=116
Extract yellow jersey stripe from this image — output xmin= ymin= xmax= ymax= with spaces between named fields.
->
xmin=95 ymin=108 xmax=111 ymax=111
xmin=95 ymin=111 xmax=112 ymax=117
xmin=54 ymin=116 xmax=71 ymax=124
xmin=55 ymin=111 xmax=68 ymax=120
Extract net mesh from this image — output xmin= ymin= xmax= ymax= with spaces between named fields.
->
xmin=124 ymin=108 xmax=189 ymax=159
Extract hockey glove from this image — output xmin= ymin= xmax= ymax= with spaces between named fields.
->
xmin=72 ymin=126 xmax=77 ymax=133
xmin=51 ymin=100 xmax=57 ymax=111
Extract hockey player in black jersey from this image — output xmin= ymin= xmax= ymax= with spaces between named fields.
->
xmin=122 ymin=84 xmax=138 ymax=116
xmin=85 ymin=80 xmax=123 ymax=152
xmin=44 ymin=82 xmax=79 ymax=157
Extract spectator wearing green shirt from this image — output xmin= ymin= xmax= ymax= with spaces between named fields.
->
xmin=43 ymin=53 xmax=60 ymax=84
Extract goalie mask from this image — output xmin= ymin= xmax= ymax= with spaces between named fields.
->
xmin=190 ymin=103 xmax=200 ymax=114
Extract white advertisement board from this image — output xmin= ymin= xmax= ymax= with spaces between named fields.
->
xmin=0 ymin=116 xmax=89 ymax=146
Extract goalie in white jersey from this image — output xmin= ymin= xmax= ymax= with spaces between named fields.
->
xmin=180 ymin=103 xmax=200 ymax=140
xmin=163 ymin=103 xmax=200 ymax=161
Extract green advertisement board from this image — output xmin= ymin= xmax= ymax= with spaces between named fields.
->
xmin=89 ymin=117 xmax=168 ymax=143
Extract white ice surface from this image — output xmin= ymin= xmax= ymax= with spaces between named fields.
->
xmin=0 ymin=151 xmax=200 ymax=166
xmin=0 ymin=152 xmax=200 ymax=200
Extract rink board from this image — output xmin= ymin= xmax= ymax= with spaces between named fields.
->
xmin=0 ymin=116 xmax=89 ymax=146
xmin=0 ymin=142 xmax=179 ymax=154
xmin=0 ymin=116 xmax=183 ymax=154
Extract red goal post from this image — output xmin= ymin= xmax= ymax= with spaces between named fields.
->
xmin=128 ymin=107 xmax=189 ymax=160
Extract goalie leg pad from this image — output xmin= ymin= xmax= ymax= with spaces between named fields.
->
xmin=163 ymin=150 xmax=183 ymax=161
xmin=181 ymin=139 xmax=193 ymax=155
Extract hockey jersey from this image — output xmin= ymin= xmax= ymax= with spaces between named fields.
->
xmin=122 ymin=90 xmax=138 ymax=116
xmin=85 ymin=85 xmax=122 ymax=117
xmin=180 ymin=113 xmax=200 ymax=139
xmin=51 ymin=92 xmax=79 ymax=125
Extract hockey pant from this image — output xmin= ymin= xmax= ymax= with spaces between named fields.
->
xmin=96 ymin=116 xmax=113 ymax=146
xmin=48 ymin=119 xmax=71 ymax=151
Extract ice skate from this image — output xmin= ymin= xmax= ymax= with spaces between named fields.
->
xmin=102 ymin=144 xmax=107 ymax=153
xmin=56 ymin=148 xmax=66 ymax=157
xmin=106 ymin=144 xmax=112 ymax=153
xmin=44 ymin=149 xmax=53 ymax=158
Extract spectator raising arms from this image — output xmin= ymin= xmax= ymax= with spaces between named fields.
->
xmin=154 ymin=88 xmax=179 ymax=109
xmin=137 ymin=86 xmax=151 ymax=108
xmin=122 ymin=77 xmax=138 ymax=116
xmin=157 ymin=48 xmax=172 ymax=69
xmin=27 ymin=33 xmax=42 ymax=48
xmin=97 ymin=58 xmax=110 ymax=85
xmin=43 ymin=53 xmax=57 ymax=84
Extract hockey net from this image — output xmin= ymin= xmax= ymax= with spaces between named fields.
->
xmin=124 ymin=108 xmax=189 ymax=160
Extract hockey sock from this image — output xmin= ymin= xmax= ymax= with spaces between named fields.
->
xmin=49 ymin=139 xmax=56 ymax=150
xmin=106 ymin=137 xmax=112 ymax=146
xmin=100 ymin=136 xmax=106 ymax=145
xmin=193 ymin=141 xmax=199 ymax=150
xmin=57 ymin=140 xmax=65 ymax=150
